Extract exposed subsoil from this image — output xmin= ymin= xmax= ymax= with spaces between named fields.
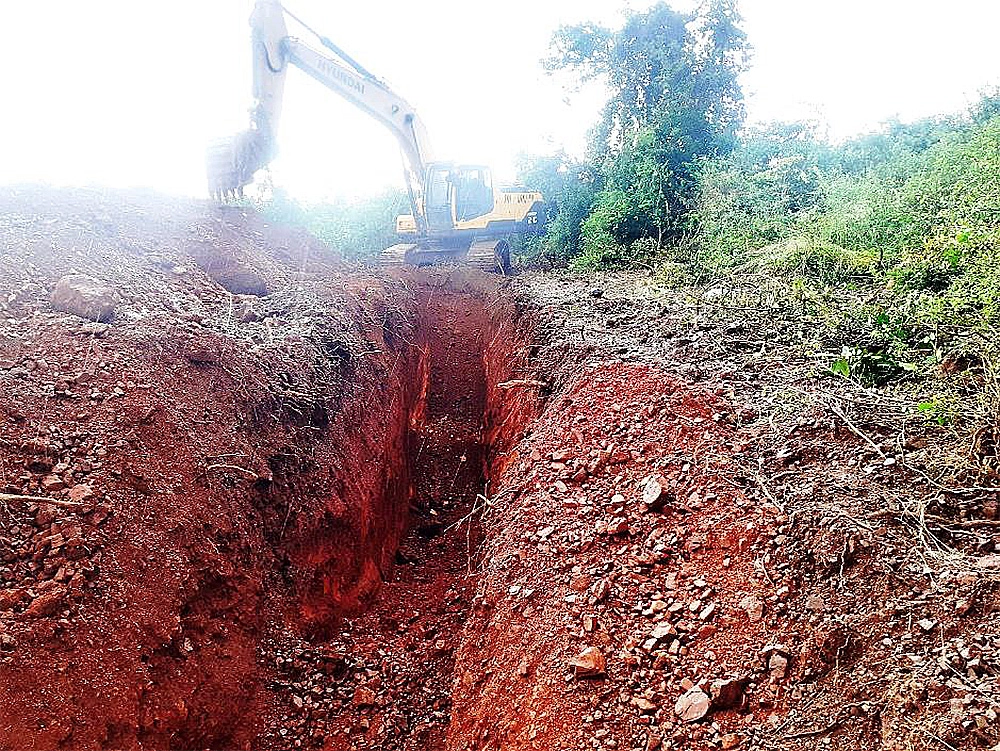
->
xmin=0 ymin=187 xmax=997 ymax=751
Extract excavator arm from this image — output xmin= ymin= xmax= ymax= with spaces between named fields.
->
xmin=207 ymin=0 xmax=432 ymax=233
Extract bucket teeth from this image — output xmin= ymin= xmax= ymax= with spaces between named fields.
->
xmin=205 ymin=129 xmax=272 ymax=202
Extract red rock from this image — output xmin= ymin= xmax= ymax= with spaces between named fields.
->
xmin=25 ymin=589 xmax=66 ymax=618
xmin=41 ymin=475 xmax=66 ymax=492
xmin=633 ymin=696 xmax=657 ymax=712
xmin=352 ymin=686 xmax=376 ymax=706
xmin=567 ymin=646 xmax=606 ymax=678
xmin=68 ymin=484 xmax=95 ymax=506
xmin=35 ymin=504 xmax=57 ymax=527
xmin=0 ymin=588 xmax=29 ymax=612
xmin=710 ymin=677 xmax=748 ymax=710
xmin=740 ymin=594 xmax=763 ymax=621
xmin=606 ymin=517 xmax=629 ymax=535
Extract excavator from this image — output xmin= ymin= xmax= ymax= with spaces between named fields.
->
xmin=206 ymin=0 xmax=547 ymax=272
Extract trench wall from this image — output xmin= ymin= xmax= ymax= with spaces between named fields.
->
xmin=0 ymin=277 xmax=431 ymax=750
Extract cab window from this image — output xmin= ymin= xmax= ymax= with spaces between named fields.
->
xmin=455 ymin=168 xmax=494 ymax=221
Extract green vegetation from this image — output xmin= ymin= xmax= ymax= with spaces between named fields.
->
xmin=256 ymin=186 xmax=409 ymax=262
xmin=533 ymin=0 xmax=749 ymax=268
xmin=519 ymin=4 xmax=1000 ymax=427
xmin=252 ymin=1 xmax=999 ymax=426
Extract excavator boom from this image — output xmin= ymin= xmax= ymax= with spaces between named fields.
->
xmin=207 ymin=0 xmax=432 ymax=232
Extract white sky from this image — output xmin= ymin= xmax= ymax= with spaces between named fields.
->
xmin=1 ymin=1 xmax=998 ymax=202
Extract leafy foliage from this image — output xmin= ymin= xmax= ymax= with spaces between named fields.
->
xmin=258 ymin=187 xmax=409 ymax=261
xmin=540 ymin=0 xmax=750 ymax=268
xmin=513 ymin=152 xmax=598 ymax=265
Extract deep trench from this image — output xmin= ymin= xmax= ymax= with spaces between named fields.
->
xmin=261 ymin=277 xmax=518 ymax=751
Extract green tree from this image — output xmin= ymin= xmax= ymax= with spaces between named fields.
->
xmin=544 ymin=0 xmax=750 ymax=267
xmin=515 ymin=151 xmax=598 ymax=264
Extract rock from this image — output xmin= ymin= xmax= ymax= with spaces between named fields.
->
xmin=674 ymin=688 xmax=711 ymax=722
xmin=917 ymin=618 xmax=937 ymax=632
xmin=51 ymin=275 xmax=117 ymax=322
xmin=720 ymin=733 xmax=743 ymax=749
xmin=641 ymin=475 xmax=671 ymax=511
xmin=805 ymin=594 xmax=825 ymax=613
xmin=588 ymin=287 xmax=604 ymax=298
xmin=68 ymin=484 xmax=95 ymax=506
xmin=35 ymin=504 xmax=58 ymax=527
xmin=645 ymin=733 xmax=663 ymax=751
xmin=649 ymin=622 xmax=675 ymax=641
xmin=740 ymin=594 xmax=764 ymax=622
xmin=606 ymin=517 xmax=629 ymax=535
xmin=0 ymin=588 xmax=29 ymax=612
xmin=633 ymin=696 xmax=657 ymax=712
xmin=591 ymin=579 xmax=611 ymax=602
xmin=975 ymin=554 xmax=1000 ymax=570
xmin=352 ymin=686 xmax=376 ymax=706
xmin=24 ymin=588 xmax=66 ymax=618
xmin=768 ymin=653 xmax=789 ymax=679
xmin=710 ymin=677 xmax=748 ymax=710
xmin=41 ymin=475 xmax=66 ymax=492
xmin=568 ymin=646 xmax=606 ymax=678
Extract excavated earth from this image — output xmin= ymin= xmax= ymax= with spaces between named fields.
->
xmin=0 ymin=186 xmax=997 ymax=751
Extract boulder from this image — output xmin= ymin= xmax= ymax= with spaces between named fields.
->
xmin=674 ymin=688 xmax=710 ymax=722
xmin=51 ymin=274 xmax=117 ymax=322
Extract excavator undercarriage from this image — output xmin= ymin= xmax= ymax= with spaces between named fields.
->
xmin=383 ymin=239 xmax=512 ymax=274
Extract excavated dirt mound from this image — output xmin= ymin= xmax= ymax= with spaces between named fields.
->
xmin=0 ymin=187 xmax=997 ymax=751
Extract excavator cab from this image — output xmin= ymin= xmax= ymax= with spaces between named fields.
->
xmin=424 ymin=164 xmax=495 ymax=231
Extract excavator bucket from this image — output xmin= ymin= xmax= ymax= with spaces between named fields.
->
xmin=205 ymin=128 xmax=273 ymax=202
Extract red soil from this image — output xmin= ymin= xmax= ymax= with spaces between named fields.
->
xmin=1 ymin=188 xmax=997 ymax=751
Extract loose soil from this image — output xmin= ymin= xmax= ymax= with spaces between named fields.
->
xmin=0 ymin=187 xmax=996 ymax=751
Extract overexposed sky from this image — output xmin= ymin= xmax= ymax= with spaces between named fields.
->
xmin=2 ymin=1 xmax=998 ymax=201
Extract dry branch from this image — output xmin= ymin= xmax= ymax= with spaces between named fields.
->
xmin=0 ymin=493 xmax=81 ymax=508
xmin=498 ymin=379 xmax=548 ymax=390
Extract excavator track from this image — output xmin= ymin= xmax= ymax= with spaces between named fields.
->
xmin=380 ymin=243 xmax=417 ymax=267
xmin=466 ymin=240 xmax=512 ymax=275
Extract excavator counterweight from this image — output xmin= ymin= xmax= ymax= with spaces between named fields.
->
xmin=207 ymin=0 xmax=547 ymax=272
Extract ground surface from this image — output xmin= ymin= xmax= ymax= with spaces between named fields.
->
xmin=0 ymin=187 xmax=997 ymax=751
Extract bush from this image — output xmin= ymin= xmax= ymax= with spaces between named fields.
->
xmin=751 ymin=237 xmax=876 ymax=285
xmin=259 ymin=187 xmax=409 ymax=261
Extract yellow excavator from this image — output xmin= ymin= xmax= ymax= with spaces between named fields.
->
xmin=207 ymin=0 xmax=547 ymax=272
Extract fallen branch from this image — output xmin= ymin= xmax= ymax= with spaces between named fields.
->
xmin=0 ymin=493 xmax=81 ymax=508
xmin=923 ymin=514 xmax=1000 ymax=530
xmin=205 ymin=463 xmax=258 ymax=478
xmin=825 ymin=400 xmax=886 ymax=459
xmin=498 ymin=379 xmax=548 ymax=390
xmin=783 ymin=719 xmax=842 ymax=740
